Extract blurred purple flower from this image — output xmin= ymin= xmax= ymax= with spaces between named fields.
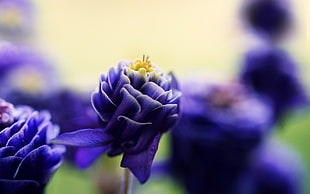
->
xmin=236 ymin=140 xmax=305 ymax=194
xmin=0 ymin=42 xmax=59 ymax=105
xmin=48 ymin=88 xmax=101 ymax=163
xmin=170 ymin=80 xmax=272 ymax=194
xmin=52 ymin=56 xmax=181 ymax=183
xmin=241 ymin=0 xmax=292 ymax=41
xmin=239 ymin=47 xmax=308 ymax=121
xmin=0 ymin=0 xmax=34 ymax=39
xmin=0 ymin=99 xmax=65 ymax=194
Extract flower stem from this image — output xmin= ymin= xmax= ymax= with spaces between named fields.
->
xmin=120 ymin=168 xmax=133 ymax=194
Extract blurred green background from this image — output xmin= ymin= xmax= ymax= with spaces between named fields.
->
xmin=27 ymin=0 xmax=310 ymax=193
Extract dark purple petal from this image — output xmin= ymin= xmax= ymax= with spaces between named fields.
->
xmin=104 ymin=88 xmax=142 ymax=129
xmin=14 ymin=145 xmax=65 ymax=184
xmin=14 ymin=135 xmax=39 ymax=157
xmin=0 ymin=121 xmax=23 ymax=145
xmin=111 ymin=73 xmax=131 ymax=100
xmin=121 ymin=134 xmax=161 ymax=184
xmin=135 ymin=95 xmax=162 ymax=116
xmin=0 ymin=179 xmax=42 ymax=194
xmin=107 ymin=65 xmax=121 ymax=89
xmin=0 ymin=146 xmax=15 ymax=157
xmin=92 ymin=92 xmax=115 ymax=122
xmin=0 ymin=156 xmax=22 ymax=179
xmin=155 ymin=90 xmax=172 ymax=104
xmin=118 ymin=116 xmax=152 ymax=139
xmin=75 ymin=145 xmax=111 ymax=169
xmin=6 ymin=113 xmax=39 ymax=150
xmin=51 ymin=128 xmax=113 ymax=147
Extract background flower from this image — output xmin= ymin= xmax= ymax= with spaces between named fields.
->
xmin=169 ymin=79 xmax=273 ymax=194
xmin=0 ymin=0 xmax=34 ymax=40
xmin=0 ymin=41 xmax=59 ymax=102
xmin=239 ymin=47 xmax=308 ymax=121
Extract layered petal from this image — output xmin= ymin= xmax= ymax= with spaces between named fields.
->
xmin=121 ymin=134 xmax=161 ymax=184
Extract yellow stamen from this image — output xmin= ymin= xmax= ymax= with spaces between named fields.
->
xmin=129 ymin=55 xmax=154 ymax=73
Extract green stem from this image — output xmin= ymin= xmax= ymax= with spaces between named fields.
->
xmin=120 ymin=168 xmax=133 ymax=194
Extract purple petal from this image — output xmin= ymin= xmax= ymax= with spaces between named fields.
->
xmin=51 ymin=128 xmax=113 ymax=147
xmin=123 ymin=84 xmax=143 ymax=98
xmin=14 ymin=135 xmax=39 ymax=158
xmin=6 ymin=113 xmax=39 ymax=149
xmin=92 ymin=91 xmax=115 ymax=122
xmin=14 ymin=145 xmax=65 ymax=184
xmin=107 ymin=66 xmax=121 ymax=89
xmin=111 ymin=73 xmax=131 ymax=99
xmin=121 ymin=134 xmax=161 ymax=184
xmin=75 ymin=145 xmax=110 ymax=169
xmin=0 ymin=146 xmax=15 ymax=157
xmin=118 ymin=116 xmax=152 ymax=138
xmin=105 ymin=88 xmax=141 ymax=128
xmin=0 ymin=156 xmax=22 ymax=179
xmin=140 ymin=82 xmax=165 ymax=99
xmin=135 ymin=95 xmax=162 ymax=118
xmin=155 ymin=90 xmax=172 ymax=104
xmin=0 ymin=121 xmax=23 ymax=145
xmin=0 ymin=179 xmax=41 ymax=194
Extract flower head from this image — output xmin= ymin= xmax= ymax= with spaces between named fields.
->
xmin=239 ymin=47 xmax=308 ymax=121
xmin=0 ymin=0 xmax=34 ymax=38
xmin=52 ymin=56 xmax=181 ymax=183
xmin=170 ymin=79 xmax=272 ymax=194
xmin=0 ymin=98 xmax=65 ymax=194
xmin=241 ymin=0 xmax=292 ymax=41
xmin=0 ymin=42 xmax=59 ymax=104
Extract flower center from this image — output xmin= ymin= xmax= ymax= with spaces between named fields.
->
xmin=0 ymin=99 xmax=15 ymax=127
xmin=129 ymin=55 xmax=154 ymax=73
xmin=0 ymin=5 xmax=23 ymax=27
xmin=205 ymin=84 xmax=244 ymax=108
xmin=9 ymin=66 xmax=46 ymax=93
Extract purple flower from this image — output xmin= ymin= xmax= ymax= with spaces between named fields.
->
xmin=0 ymin=99 xmax=65 ymax=194
xmin=52 ymin=56 xmax=181 ymax=183
xmin=241 ymin=0 xmax=292 ymax=41
xmin=239 ymin=47 xmax=308 ymax=121
xmin=0 ymin=42 xmax=59 ymax=103
xmin=236 ymin=140 xmax=305 ymax=194
xmin=0 ymin=0 xmax=34 ymax=38
xmin=170 ymin=79 xmax=272 ymax=194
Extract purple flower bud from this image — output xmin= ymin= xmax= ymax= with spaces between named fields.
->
xmin=239 ymin=47 xmax=308 ymax=121
xmin=0 ymin=99 xmax=65 ymax=194
xmin=52 ymin=56 xmax=181 ymax=183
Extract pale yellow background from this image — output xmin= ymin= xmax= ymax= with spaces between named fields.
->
xmin=32 ymin=0 xmax=309 ymax=90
